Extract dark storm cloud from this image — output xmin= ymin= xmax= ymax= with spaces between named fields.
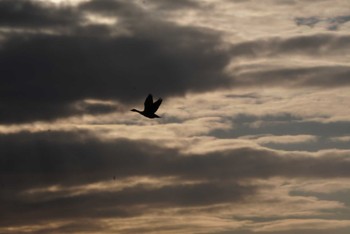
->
xmin=0 ymin=0 xmax=81 ymax=28
xmin=2 ymin=0 xmax=348 ymax=124
xmin=0 ymin=0 xmax=230 ymax=123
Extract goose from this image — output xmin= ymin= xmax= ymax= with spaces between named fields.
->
xmin=131 ymin=94 xmax=162 ymax=118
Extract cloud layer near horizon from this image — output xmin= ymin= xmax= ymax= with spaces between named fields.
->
xmin=1 ymin=130 xmax=350 ymax=233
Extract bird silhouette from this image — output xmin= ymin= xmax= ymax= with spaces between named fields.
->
xmin=131 ymin=94 xmax=162 ymax=118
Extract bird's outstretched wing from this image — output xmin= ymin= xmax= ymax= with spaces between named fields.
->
xmin=151 ymin=98 xmax=162 ymax=113
xmin=144 ymin=94 xmax=153 ymax=111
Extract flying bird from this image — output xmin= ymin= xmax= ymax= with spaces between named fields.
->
xmin=131 ymin=94 xmax=162 ymax=118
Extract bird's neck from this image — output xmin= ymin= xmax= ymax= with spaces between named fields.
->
xmin=131 ymin=109 xmax=143 ymax=114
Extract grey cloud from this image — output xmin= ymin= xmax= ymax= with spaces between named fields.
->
xmin=0 ymin=131 xmax=257 ymax=227
xmin=79 ymin=0 xmax=142 ymax=18
xmin=295 ymin=16 xmax=321 ymax=28
xmin=150 ymin=0 xmax=200 ymax=10
xmin=222 ymin=114 xmax=350 ymax=138
xmin=327 ymin=15 xmax=350 ymax=30
xmin=295 ymin=15 xmax=350 ymax=31
xmin=215 ymin=228 xmax=350 ymax=234
xmin=0 ymin=131 xmax=167 ymax=188
xmin=211 ymin=114 xmax=350 ymax=151
xmin=261 ymin=134 xmax=350 ymax=152
xmin=233 ymin=65 xmax=350 ymax=88
xmin=26 ymin=221 xmax=105 ymax=234
xmin=1 ymin=130 xmax=350 ymax=193
xmin=2 ymin=182 xmax=254 ymax=227
xmin=262 ymin=139 xmax=350 ymax=152
xmin=228 ymin=34 xmax=350 ymax=88
xmin=2 ymin=130 xmax=350 ymax=230
xmin=0 ymin=30 xmax=229 ymax=123
xmin=74 ymin=101 xmax=120 ymax=115
xmin=80 ymin=0 xmax=200 ymax=14
xmin=0 ymin=0 xmax=81 ymax=29
xmin=0 ymin=7 xmax=230 ymax=123
xmin=3 ymin=0 xmax=349 ymax=124
xmin=230 ymin=34 xmax=350 ymax=59
xmin=225 ymin=93 xmax=261 ymax=100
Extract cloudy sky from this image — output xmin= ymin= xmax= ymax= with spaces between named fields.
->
xmin=1 ymin=0 xmax=350 ymax=233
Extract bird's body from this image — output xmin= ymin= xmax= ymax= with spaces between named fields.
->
xmin=131 ymin=94 xmax=162 ymax=118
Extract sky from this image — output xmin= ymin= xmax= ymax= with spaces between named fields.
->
xmin=1 ymin=0 xmax=350 ymax=233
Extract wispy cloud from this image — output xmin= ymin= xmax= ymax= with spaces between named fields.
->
xmin=295 ymin=15 xmax=350 ymax=31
